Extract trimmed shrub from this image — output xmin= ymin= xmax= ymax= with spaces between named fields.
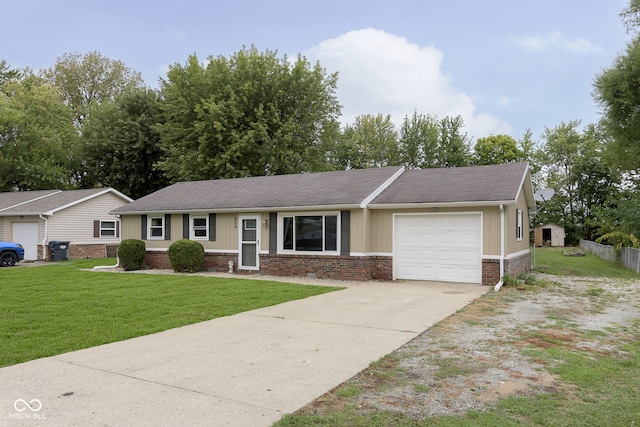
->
xmin=117 ymin=239 xmax=146 ymax=271
xmin=167 ymin=239 xmax=205 ymax=273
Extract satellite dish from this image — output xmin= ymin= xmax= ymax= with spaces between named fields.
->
xmin=534 ymin=188 xmax=555 ymax=202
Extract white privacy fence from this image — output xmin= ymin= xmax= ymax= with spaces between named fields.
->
xmin=621 ymin=247 xmax=640 ymax=274
xmin=580 ymin=239 xmax=640 ymax=273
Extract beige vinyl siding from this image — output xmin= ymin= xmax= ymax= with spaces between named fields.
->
xmin=367 ymin=206 xmax=502 ymax=256
xmin=1 ymin=216 xmax=45 ymax=242
xmin=505 ymin=189 xmax=531 ymax=255
xmin=48 ymin=192 xmax=127 ymax=244
xmin=122 ymin=212 xmax=270 ymax=252
xmin=349 ymin=209 xmax=366 ymax=254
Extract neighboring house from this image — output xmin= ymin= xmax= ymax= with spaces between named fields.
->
xmin=534 ymin=223 xmax=565 ymax=247
xmin=112 ymin=163 xmax=535 ymax=286
xmin=0 ymin=188 xmax=133 ymax=261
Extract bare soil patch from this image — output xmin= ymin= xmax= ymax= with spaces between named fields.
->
xmin=295 ymin=273 xmax=640 ymax=419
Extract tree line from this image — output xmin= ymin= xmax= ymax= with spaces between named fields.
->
xmin=1 ymin=1 xmax=639 ymax=246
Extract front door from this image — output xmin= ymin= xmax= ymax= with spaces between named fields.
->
xmin=238 ymin=215 xmax=260 ymax=270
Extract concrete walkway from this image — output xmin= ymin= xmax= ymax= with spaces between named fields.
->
xmin=0 ymin=280 xmax=487 ymax=427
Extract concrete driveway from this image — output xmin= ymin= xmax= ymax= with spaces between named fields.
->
xmin=0 ymin=279 xmax=487 ymax=426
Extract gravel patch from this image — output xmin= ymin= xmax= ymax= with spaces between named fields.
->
xmin=296 ymin=273 xmax=640 ymax=419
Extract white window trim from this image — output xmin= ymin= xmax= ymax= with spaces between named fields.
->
xmin=100 ymin=220 xmax=116 ymax=238
xmin=277 ymin=211 xmax=340 ymax=255
xmin=148 ymin=215 xmax=164 ymax=240
xmin=516 ymin=209 xmax=523 ymax=242
xmin=190 ymin=215 xmax=209 ymax=240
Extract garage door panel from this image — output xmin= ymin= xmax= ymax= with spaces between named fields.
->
xmin=394 ymin=214 xmax=481 ymax=284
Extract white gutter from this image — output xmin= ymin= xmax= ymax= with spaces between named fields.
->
xmin=494 ymin=204 xmax=505 ymax=291
xmin=39 ymin=214 xmax=48 ymax=261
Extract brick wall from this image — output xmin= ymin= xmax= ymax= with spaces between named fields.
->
xmin=505 ymin=251 xmax=531 ymax=278
xmin=482 ymin=259 xmax=501 ymax=286
xmin=260 ymin=254 xmax=393 ymax=281
xmin=141 ymin=250 xmax=529 ymax=285
xmin=482 ymin=252 xmax=532 ymax=286
xmin=142 ymin=251 xmax=394 ymax=281
xmin=39 ymin=243 xmax=117 ymax=261
xmin=70 ymin=244 xmax=118 ymax=260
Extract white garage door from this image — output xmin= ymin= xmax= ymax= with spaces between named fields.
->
xmin=394 ymin=213 xmax=482 ymax=283
xmin=12 ymin=222 xmax=39 ymax=260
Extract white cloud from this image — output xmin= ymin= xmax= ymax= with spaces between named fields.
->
xmin=306 ymin=28 xmax=510 ymax=139
xmin=511 ymin=31 xmax=604 ymax=54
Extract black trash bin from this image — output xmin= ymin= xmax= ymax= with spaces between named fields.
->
xmin=49 ymin=241 xmax=70 ymax=262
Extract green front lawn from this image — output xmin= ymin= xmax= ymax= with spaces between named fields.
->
xmin=531 ymin=246 xmax=640 ymax=279
xmin=0 ymin=259 xmax=341 ymax=368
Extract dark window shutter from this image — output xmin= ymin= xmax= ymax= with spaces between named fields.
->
xmin=164 ymin=214 xmax=171 ymax=240
xmin=269 ymin=212 xmax=277 ymax=254
xmin=94 ymin=220 xmax=100 ymax=238
xmin=141 ymin=215 xmax=147 ymax=240
xmin=340 ymin=211 xmax=350 ymax=256
xmin=116 ymin=221 xmax=120 ymax=238
xmin=183 ymin=214 xmax=189 ymax=239
xmin=209 ymin=213 xmax=216 ymax=241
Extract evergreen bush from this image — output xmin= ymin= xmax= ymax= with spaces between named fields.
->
xmin=117 ymin=239 xmax=146 ymax=271
xmin=167 ymin=239 xmax=205 ymax=273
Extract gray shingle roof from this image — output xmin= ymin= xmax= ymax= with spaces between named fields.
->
xmin=0 ymin=189 xmax=131 ymax=215
xmin=112 ymin=163 xmax=531 ymax=214
xmin=0 ymin=190 xmax=60 ymax=211
xmin=113 ymin=167 xmax=404 ymax=213
xmin=369 ymin=162 xmax=529 ymax=205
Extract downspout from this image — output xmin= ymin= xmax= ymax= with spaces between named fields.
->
xmin=93 ymin=215 xmax=121 ymax=270
xmin=39 ymin=214 xmax=48 ymax=261
xmin=494 ymin=204 xmax=505 ymax=291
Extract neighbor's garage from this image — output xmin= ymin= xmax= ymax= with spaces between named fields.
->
xmin=393 ymin=213 xmax=482 ymax=283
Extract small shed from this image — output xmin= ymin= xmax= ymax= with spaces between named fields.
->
xmin=534 ymin=223 xmax=565 ymax=247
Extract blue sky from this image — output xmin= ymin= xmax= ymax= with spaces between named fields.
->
xmin=1 ymin=0 xmax=631 ymax=143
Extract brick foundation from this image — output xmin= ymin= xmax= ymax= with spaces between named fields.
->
xmin=482 ymin=251 xmax=532 ymax=286
xmin=261 ymin=254 xmax=393 ymax=281
xmin=482 ymin=259 xmax=501 ymax=286
xmin=70 ymin=244 xmax=119 ymax=260
xmin=505 ymin=251 xmax=531 ymax=278
xmin=141 ymin=251 xmax=530 ymax=285
xmin=143 ymin=251 xmax=393 ymax=281
xmin=39 ymin=243 xmax=118 ymax=261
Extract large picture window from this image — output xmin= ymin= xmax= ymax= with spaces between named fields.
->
xmin=281 ymin=214 xmax=338 ymax=253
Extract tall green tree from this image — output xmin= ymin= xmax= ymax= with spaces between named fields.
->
xmin=437 ymin=116 xmax=470 ymax=167
xmin=398 ymin=112 xmax=470 ymax=169
xmin=81 ymin=88 xmax=168 ymax=199
xmin=0 ymin=60 xmax=22 ymax=85
xmin=593 ymin=0 xmax=640 ymax=171
xmin=536 ymin=121 xmax=619 ymax=241
xmin=41 ymin=51 xmax=144 ymax=127
xmin=157 ymin=47 xmax=341 ymax=181
xmin=0 ymin=74 xmax=79 ymax=190
xmin=472 ymin=134 xmax=520 ymax=165
xmin=333 ymin=114 xmax=399 ymax=169
xmin=398 ymin=112 xmax=440 ymax=169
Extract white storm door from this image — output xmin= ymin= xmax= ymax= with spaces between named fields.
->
xmin=239 ymin=215 xmax=260 ymax=270
xmin=12 ymin=222 xmax=39 ymax=260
